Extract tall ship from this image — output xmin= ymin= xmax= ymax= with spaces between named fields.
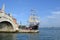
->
xmin=28 ymin=9 xmax=40 ymax=30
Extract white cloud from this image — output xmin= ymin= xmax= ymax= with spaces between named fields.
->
xmin=40 ymin=11 xmax=60 ymax=27
xmin=52 ymin=11 xmax=60 ymax=14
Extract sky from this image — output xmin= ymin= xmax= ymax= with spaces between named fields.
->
xmin=0 ymin=0 xmax=60 ymax=27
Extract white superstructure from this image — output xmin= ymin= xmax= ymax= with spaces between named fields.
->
xmin=0 ymin=4 xmax=19 ymax=31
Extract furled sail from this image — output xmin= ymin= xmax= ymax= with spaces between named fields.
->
xmin=29 ymin=9 xmax=40 ymax=25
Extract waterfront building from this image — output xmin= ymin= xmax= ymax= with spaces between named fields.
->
xmin=0 ymin=4 xmax=19 ymax=31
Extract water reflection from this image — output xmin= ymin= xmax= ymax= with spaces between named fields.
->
xmin=16 ymin=33 xmax=40 ymax=40
xmin=0 ymin=33 xmax=17 ymax=40
xmin=0 ymin=33 xmax=39 ymax=40
xmin=27 ymin=33 xmax=40 ymax=40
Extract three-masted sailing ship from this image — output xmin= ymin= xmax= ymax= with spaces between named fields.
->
xmin=28 ymin=9 xmax=40 ymax=30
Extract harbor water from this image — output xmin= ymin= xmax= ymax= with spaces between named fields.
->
xmin=0 ymin=28 xmax=60 ymax=40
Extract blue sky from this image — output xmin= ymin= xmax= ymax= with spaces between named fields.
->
xmin=0 ymin=0 xmax=60 ymax=27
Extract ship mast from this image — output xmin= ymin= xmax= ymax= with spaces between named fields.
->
xmin=29 ymin=9 xmax=39 ymax=26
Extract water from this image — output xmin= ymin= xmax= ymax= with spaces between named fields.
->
xmin=0 ymin=28 xmax=60 ymax=40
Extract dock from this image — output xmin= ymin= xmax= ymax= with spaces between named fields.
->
xmin=0 ymin=29 xmax=39 ymax=33
xmin=18 ymin=29 xmax=39 ymax=33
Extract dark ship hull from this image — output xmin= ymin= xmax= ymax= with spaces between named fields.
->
xmin=29 ymin=23 xmax=39 ymax=30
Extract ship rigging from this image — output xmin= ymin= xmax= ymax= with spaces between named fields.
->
xmin=28 ymin=9 xmax=40 ymax=30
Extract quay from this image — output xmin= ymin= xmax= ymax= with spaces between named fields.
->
xmin=0 ymin=29 xmax=39 ymax=33
xmin=18 ymin=29 xmax=39 ymax=33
